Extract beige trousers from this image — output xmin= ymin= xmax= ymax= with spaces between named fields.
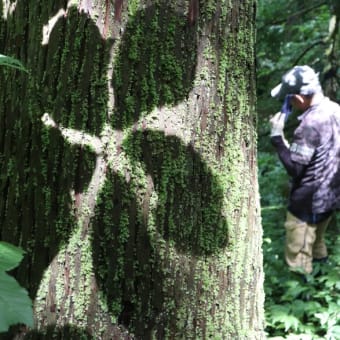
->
xmin=284 ymin=212 xmax=331 ymax=274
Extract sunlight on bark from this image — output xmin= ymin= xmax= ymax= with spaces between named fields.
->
xmin=41 ymin=1 xmax=80 ymax=45
xmin=2 ymin=0 xmax=16 ymax=19
xmin=42 ymin=9 xmax=66 ymax=45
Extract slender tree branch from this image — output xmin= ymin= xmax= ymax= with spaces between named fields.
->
xmin=292 ymin=39 xmax=326 ymax=66
xmin=258 ymin=1 xmax=327 ymax=29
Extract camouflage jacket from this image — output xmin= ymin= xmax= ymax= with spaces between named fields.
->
xmin=272 ymin=96 xmax=340 ymax=218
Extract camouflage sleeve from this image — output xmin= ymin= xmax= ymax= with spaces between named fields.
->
xmin=290 ymin=125 xmax=320 ymax=165
xmin=271 ymin=136 xmax=306 ymax=178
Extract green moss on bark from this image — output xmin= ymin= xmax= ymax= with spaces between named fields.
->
xmin=0 ymin=0 xmax=264 ymax=339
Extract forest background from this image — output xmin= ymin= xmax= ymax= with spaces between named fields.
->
xmin=257 ymin=0 xmax=340 ymax=339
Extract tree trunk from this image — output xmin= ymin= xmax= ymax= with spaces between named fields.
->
xmin=323 ymin=0 xmax=340 ymax=100
xmin=0 ymin=1 xmax=264 ymax=339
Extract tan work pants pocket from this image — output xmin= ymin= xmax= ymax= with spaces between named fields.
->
xmin=284 ymin=212 xmax=316 ymax=273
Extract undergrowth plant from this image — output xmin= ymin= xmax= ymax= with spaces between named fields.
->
xmin=259 ymin=151 xmax=340 ymax=340
xmin=0 ymin=55 xmax=32 ymax=333
xmin=0 ymin=242 xmax=33 ymax=332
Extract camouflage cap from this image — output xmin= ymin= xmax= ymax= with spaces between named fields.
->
xmin=271 ymin=65 xmax=322 ymax=100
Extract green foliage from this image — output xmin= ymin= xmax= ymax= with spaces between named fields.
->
xmin=257 ymin=0 xmax=331 ymax=79
xmin=0 ymin=241 xmax=33 ymax=332
xmin=259 ymin=152 xmax=340 ymax=339
xmin=0 ymin=53 xmax=31 ymax=331
xmin=0 ymin=54 xmax=28 ymax=73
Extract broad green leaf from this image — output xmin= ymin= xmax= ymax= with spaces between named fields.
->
xmin=281 ymin=314 xmax=300 ymax=332
xmin=0 ymin=54 xmax=28 ymax=73
xmin=268 ymin=303 xmax=290 ymax=324
xmin=0 ymin=272 xmax=34 ymax=332
xmin=0 ymin=242 xmax=33 ymax=332
xmin=289 ymin=299 xmax=306 ymax=318
xmin=0 ymin=241 xmax=25 ymax=271
xmin=324 ymin=270 xmax=340 ymax=289
xmin=267 ymin=303 xmax=301 ymax=331
xmin=302 ymin=300 xmax=322 ymax=314
xmin=282 ymin=280 xmax=309 ymax=300
xmin=315 ymin=311 xmax=330 ymax=326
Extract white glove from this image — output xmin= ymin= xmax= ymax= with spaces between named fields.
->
xmin=270 ymin=112 xmax=285 ymax=137
xmin=41 ymin=112 xmax=57 ymax=128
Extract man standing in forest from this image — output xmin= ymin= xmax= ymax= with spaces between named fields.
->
xmin=269 ymin=65 xmax=340 ymax=275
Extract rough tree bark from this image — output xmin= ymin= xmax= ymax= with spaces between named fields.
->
xmin=0 ymin=0 xmax=264 ymax=339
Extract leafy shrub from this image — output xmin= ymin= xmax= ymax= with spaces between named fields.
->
xmin=0 ymin=54 xmax=32 ymax=333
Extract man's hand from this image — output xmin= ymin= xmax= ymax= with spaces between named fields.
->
xmin=270 ymin=112 xmax=285 ymax=137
